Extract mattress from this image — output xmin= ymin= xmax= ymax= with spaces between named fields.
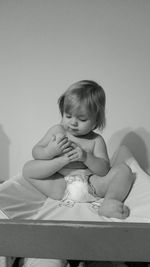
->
xmin=0 ymin=157 xmax=150 ymax=223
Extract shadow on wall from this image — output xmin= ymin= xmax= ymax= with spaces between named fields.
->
xmin=108 ymin=127 xmax=150 ymax=174
xmin=0 ymin=124 xmax=10 ymax=181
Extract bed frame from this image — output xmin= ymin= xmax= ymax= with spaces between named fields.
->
xmin=0 ymin=219 xmax=150 ymax=264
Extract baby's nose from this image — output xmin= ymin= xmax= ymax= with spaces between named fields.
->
xmin=71 ymin=117 xmax=78 ymax=126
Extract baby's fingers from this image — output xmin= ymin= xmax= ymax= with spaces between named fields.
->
xmin=68 ymin=155 xmax=78 ymax=161
xmin=58 ymin=136 xmax=68 ymax=144
xmin=66 ymin=150 xmax=78 ymax=161
xmin=60 ymin=140 xmax=72 ymax=150
xmin=58 ymin=139 xmax=71 ymax=152
xmin=70 ymin=142 xmax=77 ymax=149
xmin=66 ymin=149 xmax=76 ymax=156
xmin=63 ymin=147 xmax=73 ymax=153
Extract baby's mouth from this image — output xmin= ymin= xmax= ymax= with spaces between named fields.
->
xmin=69 ymin=127 xmax=78 ymax=132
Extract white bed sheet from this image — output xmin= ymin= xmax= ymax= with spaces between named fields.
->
xmin=32 ymin=158 xmax=150 ymax=223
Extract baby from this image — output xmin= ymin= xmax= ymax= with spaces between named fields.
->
xmin=23 ymin=80 xmax=134 ymax=219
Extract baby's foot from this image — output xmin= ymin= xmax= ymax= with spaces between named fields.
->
xmin=98 ymin=199 xmax=130 ymax=219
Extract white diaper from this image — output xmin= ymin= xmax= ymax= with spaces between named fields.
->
xmin=60 ymin=174 xmax=100 ymax=207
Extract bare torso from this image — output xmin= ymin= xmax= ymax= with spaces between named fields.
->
xmin=57 ymin=125 xmax=98 ymax=176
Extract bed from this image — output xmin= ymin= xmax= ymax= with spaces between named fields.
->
xmin=1 ymin=157 xmax=150 ymax=266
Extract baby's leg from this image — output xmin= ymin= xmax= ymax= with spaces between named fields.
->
xmin=99 ymin=163 xmax=134 ymax=219
xmin=101 ymin=145 xmax=135 ymax=218
xmin=91 ymin=163 xmax=134 ymax=218
xmin=90 ymin=145 xmax=135 ymax=218
xmin=110 ymin=145 xmax=135 ymax=167
xmin=25 ymin=173 xmax=66 ymax=200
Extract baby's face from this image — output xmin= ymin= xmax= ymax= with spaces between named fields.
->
xmin=61 ymin=107 xmax=96 ymax=136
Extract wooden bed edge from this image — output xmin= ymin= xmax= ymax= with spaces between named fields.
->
xmin=0 ymin=219 xmax=150 ymax=262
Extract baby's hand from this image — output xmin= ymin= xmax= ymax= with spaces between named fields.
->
xmin=46 ymin=133 xmax=73 ymax=158
xmin=66 ymin=143 xmax=87 ymax=162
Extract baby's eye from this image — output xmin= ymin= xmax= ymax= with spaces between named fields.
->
xmin=79 ymin=118 xmax=87 ymax=122
xmin=65 ymin=114 xmax=72 ymax=118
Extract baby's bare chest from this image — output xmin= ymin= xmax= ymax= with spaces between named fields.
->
xmin=67 ymin=134 xmax=95 ymax=153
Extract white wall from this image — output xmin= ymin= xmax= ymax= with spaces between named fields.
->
xmin=0 ymin=0 xmax=150 ymax=180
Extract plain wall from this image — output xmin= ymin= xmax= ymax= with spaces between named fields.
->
xmin=0 ymin=0 xmax=150 ymax=180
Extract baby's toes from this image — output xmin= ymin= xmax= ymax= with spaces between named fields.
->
xmin=121 ymin=205 xmax=130 ymax=219
xmin=114 ymin=205 xmax=130 ymax=219
xmin=110 ymin=205 xmax=130 ymax=220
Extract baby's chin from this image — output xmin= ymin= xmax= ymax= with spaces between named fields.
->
xmin=63 ymin=125 xmax=87 ymax=137
xmin=68 ymin=128 xmax=81 ymax=136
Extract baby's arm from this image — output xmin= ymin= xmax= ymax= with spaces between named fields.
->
xmin=32 ymin=125 xmax=71 ymax=160
xmin=66 ymin=135 xmax=110 ymax=176
xmin=84 ymin=135 xmax=110 ymax=176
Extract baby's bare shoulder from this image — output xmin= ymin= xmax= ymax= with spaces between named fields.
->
xmin=89 ymin=132 xmax=106 ymax=147
xmin=94 ymin=132 xmax=106 ymax=143
xmin=47 ymin=124 xmax=66 ymax=136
